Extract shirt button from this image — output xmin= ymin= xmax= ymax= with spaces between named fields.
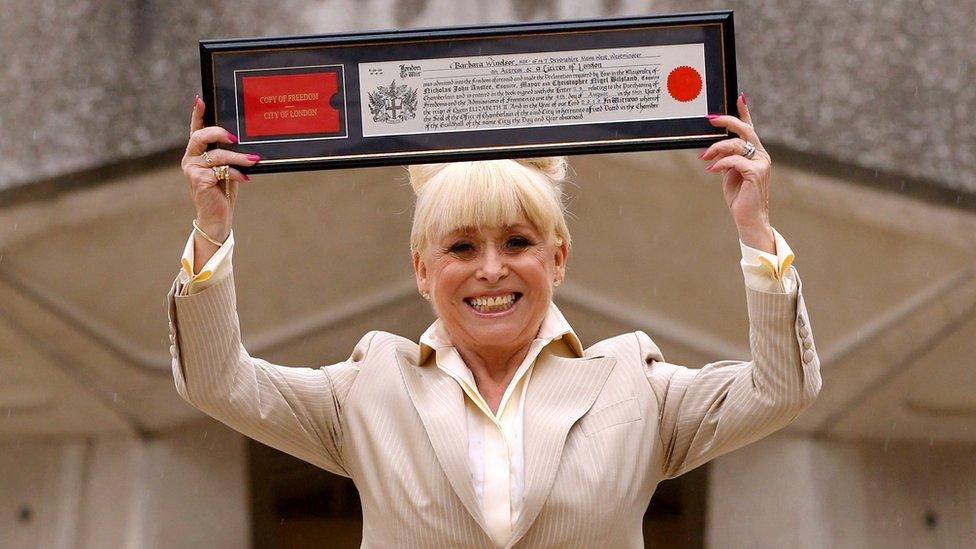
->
xmin=797 ymin=315 xmax=807 ymax=328
xmin=799 ymin=326 xmax=810 ymax=339
xmin=802 ymin=349 xmax=815 ymax=363
xmin=802 ymin=339 xmax=813 ymax=350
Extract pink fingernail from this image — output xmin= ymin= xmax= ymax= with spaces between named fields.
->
xmin=227 ymin=132 xmax=238 ymax=143
xmin=698 ymin=150 xmax=706 ymax=159
xmin=246 ymin=154 xmax=261 ymax=162
xmin=706 ymin=164 xmax=715 ymax=171
xmin=741 ymin=92 xmax=747 ymax=105
xmin=706 ymin=113 xmax=720 ymax=120
xmin=193 ymin=94 xmax=200 ymax=107
xmin=242 ymin=173 xmax=251 ymax=181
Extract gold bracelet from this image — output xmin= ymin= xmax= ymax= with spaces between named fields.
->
xmin=192 ymin=218 xmax=226 ymax=246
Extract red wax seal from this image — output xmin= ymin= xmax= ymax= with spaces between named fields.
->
xmin=666 ymin=66 xmax=703 ymax=103
xmin=242 ymin=71 xmax=341 ymax=137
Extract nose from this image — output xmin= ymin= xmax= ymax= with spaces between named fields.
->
xmin=477 ymin=245 xmax=508 ymax=283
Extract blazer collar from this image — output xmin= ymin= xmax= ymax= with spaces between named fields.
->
xmin=418 ymin=301 xmax=584 ymax=365
xmin=395 ymin=346 xmax=491 ymax=538
xmin=508 ymin=347 xmax=614 ymax=546
xmin=396 ymin=340 xmax=614 ymax=546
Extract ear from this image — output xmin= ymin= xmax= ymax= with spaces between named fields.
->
xmin=412 ymin=251 xmax=428 ymax=296
xmin=553 ymin=238 xmax=569 ymax=283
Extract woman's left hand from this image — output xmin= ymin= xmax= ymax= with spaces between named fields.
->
xmin=700 ymin=94 xmax=775 ymax=253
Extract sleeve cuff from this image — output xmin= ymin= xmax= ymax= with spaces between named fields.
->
xmin=740 ymin=227 xmax=796 ymax=294
xmin=179 ymin=228 xmax=234 ymax=296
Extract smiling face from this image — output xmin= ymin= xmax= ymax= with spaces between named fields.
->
xmin=413 ymin=214 xmax=568 ymax=357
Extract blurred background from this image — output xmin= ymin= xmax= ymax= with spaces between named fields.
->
xmin=1 ymin=1 xmax=974 ymax=547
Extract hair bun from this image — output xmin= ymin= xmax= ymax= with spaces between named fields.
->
xmin=407 ymin=156 xmax=568 ymax=195
xmin=407 ymin=163 xmax=450 ymax=195
xmin=514 ymin=157 xmax=567 ymax=182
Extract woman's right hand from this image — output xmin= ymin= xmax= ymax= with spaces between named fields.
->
xmin=180 ymin=95 xmax=260 ymax=242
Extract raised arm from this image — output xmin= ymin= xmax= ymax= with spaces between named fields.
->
xmin=167 ymin=272 xmax=370 ymax=477
xmin=642 ymin=264 xmax=820 ymax=479
xmin=643 ymin=94 xmax=821 ymax=478
xmin=168 ymin=97 xmax=360 ymax=476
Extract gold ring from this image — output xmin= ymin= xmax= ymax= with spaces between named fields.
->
xmin=202 ymin=150 xmax=214 ymax=168
xmin=211 ymin=165 xmax=231 ymax=198
xmin=211 ymin=165 xmax=229 ymax=183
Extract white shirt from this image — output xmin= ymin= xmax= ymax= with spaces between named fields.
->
xmin=175 ymin=226 xmax=797 ymax=547
xmin=417 ymin=302 xmax=582 ymax=546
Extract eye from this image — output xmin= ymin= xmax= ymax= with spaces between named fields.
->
xmin=505 ymin=235 xmax=532 ymax=250
xmin=447 ymin=241 xmax=477 ymax=258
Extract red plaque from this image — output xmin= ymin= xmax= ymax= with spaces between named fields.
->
xmin=241 ymin=71 xmax=341 ymax=138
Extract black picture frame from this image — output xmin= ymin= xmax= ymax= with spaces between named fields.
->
xmin=200 ymin=10 xmax=737 ymax=174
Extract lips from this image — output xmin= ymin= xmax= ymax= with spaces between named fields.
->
xmin=465 ymin=292 xmax=522 ymax=313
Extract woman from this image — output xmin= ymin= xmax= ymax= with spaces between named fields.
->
xmin=169 ymin=93 xmax=821 ymax=548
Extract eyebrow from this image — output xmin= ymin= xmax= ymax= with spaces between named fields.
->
xmin=446 ymin=223 xmax=535 ymax=236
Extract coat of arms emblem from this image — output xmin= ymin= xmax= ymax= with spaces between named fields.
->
xmin=368 ymin=80 xmax=418 ymax=124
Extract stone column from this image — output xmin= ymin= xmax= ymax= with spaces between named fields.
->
xmin=0 ymin=418 xmax=249 ymax=548
xmin=707 ymin=433 xmax=976 ymax=548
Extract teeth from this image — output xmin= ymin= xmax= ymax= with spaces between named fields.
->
xmin=469 ymin=293 xmax=516 ymax=311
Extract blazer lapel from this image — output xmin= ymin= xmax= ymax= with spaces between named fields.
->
xmin=394 ymin=347 xmax=492 ymax=537
xmin=509 ymin=350 xmax=615 ymax=546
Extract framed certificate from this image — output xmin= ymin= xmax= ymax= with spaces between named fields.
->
xmin=200 ymin=10 xmax=737 ymax=173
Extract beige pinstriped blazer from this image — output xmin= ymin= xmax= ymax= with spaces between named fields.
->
xmin=167 ymin=269 xmax=821 ymax=548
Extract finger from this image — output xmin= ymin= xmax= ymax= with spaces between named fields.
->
xmin=186 ymin=126 xmax=238 ymax=157
xmin=187 ymin=148 xmax=261 ymax=169
xmin=737 ymin=93 xmax=752 ymax=126
xmin=187 ymin=164 xmax=250 ymax=189
xmin=700 ymin=138 xmax=748 ymax=161
xmin=189 ymin=95 xmax=205 ymax=135
xmin=707 ymin=113 xmax=762 ymax=150
xmin=219 ymin=168 xmax=249 ymax=199
xmin=226 ymin=166 xmax=250 ymax=183
xmin=707 ymin=154 xmax=758 ymax=175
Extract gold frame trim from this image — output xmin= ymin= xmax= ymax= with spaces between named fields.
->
xmin=256 ymin=133 xmax=722 ymax=164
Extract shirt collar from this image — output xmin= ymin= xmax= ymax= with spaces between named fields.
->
xmin=418 ymin=301 xmax=583 ymax=364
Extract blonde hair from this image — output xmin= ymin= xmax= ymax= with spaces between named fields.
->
xmin=408 ymin=157 xmax=571 ymax=254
